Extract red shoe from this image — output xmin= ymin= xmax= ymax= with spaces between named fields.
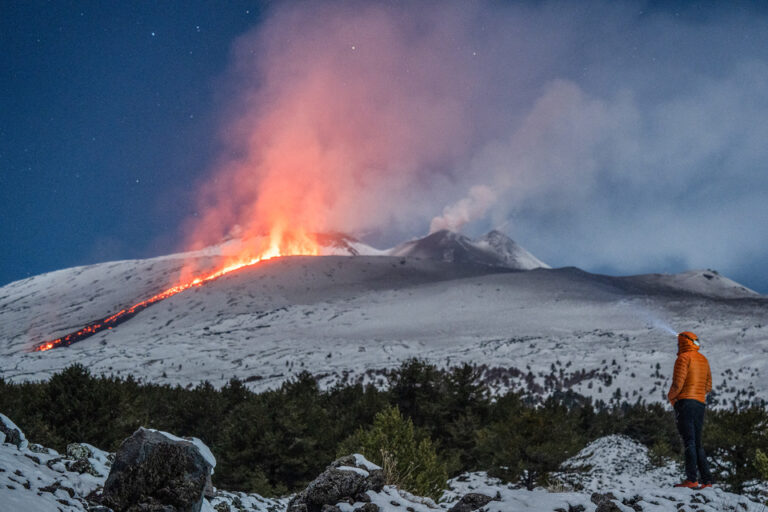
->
xmin=674 ymin=480 xmax=699 ymax=488
xmin=695 ymin=483 xmax=713 ymax=490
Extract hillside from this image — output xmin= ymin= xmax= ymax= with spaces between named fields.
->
xmin=1 ymin=413 xmax=764 ymax=511
xmin=0 ymin=231 xmax=765 ymax=407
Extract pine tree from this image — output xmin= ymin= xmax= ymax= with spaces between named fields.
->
xmin=339 ymin=405 xmax=448 ymax=500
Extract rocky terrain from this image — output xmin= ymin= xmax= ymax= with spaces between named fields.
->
xmin=1 ymin=413 xmax=764 ymax=511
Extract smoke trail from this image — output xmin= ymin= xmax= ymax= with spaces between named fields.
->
xmin=182 ymin=0 xmax=768 ymax=281
xmin=430 ymin=185 xmax=496 ymax=234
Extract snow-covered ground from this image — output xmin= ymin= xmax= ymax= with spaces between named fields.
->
xmin=2 ymin=413 xmax=764 ymax=511
xmin=0 ymin=232 xmax=765 ymax=408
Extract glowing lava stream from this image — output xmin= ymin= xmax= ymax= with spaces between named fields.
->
xmin=34 ymin=247 xmax=292 ymax=352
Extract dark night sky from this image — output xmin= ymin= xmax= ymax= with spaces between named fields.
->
xmin=1 ymin=2 xmax=264 ymax=283
xmin=2 ymin=1 xmax=768 ymax=294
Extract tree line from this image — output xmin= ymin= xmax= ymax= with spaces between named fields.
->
xmin=0 ymin=360 xmax=766 ymax=496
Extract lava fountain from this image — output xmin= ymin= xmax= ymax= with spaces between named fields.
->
xmin=33 ymin=230 xmax=320 ymax=352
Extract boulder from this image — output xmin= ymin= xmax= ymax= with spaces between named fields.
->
xmin=591 ymin=492 xmax=622 ymax=512
xmin=353 ymin=504 xmax=379 ymax=512
xmin=65 ymin=442 xmax=103 ymax=476
xmin=448 ymin=492 xmax=494 ymax=512
xmin=0 ymin=412 xmax=28 ymax=449
xmin=67 ymin=442 xmax=93 ymax=460
xmin=100 ymin=427 xmax=213 ymax=512
xmin=287 ymin=454 xmax=385 ymax=512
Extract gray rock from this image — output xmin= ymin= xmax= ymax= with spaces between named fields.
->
xmin=65 ymin=442 xmax=103 ymax=477
xmin=448 ymin=492 xmax=494 ymax=512
xmin=67 ymin=442 xmax=94 ymax=460
xmin=0 ymin=416 xmax=24 ymax=448
xmin=354 ymin=504 xmax=379 ymax=512
xmin=67 ymin=457 xmax=99 ymax=476
xmin=100 ymin=428 xmax=213 ymax=512
xmin=591 ymin=492 xmax=622 ymax=512
xmin=287 ymin=455 xmax=385 ymax=512
xmin=28 ymin=443 xmax=52 ymax=454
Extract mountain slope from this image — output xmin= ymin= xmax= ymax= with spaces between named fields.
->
xmin=1 ymin=235 xmax=765 ymax=407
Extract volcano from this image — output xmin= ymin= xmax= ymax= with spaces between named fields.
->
xmin=29 ymin=230 xmax=545 ymax=352
xmin=1 ymin=230 xmax=765 ymax=407
xmin=391 ymin=230 xmax=549 ymax=270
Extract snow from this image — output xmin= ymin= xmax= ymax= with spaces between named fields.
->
xmin=337 ymin=465 xmax=370 ymax=476
xmin=0 ymin=433 xmax=108 ymax=511
xmin=553 ymin=435 xmax=680 ymax=492
xmin=0 ymin=233 xmax=765 ymax=409
xmin=623 ymin=269 xmax=761 ymax=299
xmin=353 ymin=453 xmax=382 ymax=471
xmin=0 ymin=413 xmax=28 ymax=449
xmin=1 ymin=415 xmax=765 ymax=512
xmin=147 ymin=428 xmax=216 ymax=473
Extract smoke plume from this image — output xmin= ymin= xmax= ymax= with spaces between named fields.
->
xmin=185 ymin=0 xmax=768 ymax=285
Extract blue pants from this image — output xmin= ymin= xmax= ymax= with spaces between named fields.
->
xmin=675 ymin=399 xmax=712 ymax=484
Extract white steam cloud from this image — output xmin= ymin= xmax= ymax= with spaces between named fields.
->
xmin=191 ymin=1 xmax=768 ymax=289
xmin=430 ymin=185 xmax=497 ymax=234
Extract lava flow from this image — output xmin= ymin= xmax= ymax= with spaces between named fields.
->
xmin=34 ymin=231 xmax=320 ymax=352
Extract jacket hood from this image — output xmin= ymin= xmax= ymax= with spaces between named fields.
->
xmin=678 ymin=331 xmax=700 ymax=354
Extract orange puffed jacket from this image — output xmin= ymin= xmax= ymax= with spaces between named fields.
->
xmin=667 ymin=332 xmax=712 ymax=405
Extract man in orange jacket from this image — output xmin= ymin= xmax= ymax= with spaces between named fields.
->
xmin=668 ymin=331 xmax=713 ymax=489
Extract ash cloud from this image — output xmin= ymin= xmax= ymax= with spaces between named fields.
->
xmin=188 ymin=1 xmax=768 ymax=288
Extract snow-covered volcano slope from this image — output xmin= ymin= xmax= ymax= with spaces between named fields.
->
xmin=391 ymin=229 xmax=550 ymax=270
xmin=1 ymin=234 xmax=765 ymax=406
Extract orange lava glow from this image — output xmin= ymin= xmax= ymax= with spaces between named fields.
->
xmin=34 ymin=229 xmax=320 ymax=352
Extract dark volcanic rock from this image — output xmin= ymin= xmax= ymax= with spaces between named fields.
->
xmin=287 ymin=454 xmax=385 ymax=512
xmin=591 ymin=492 xmax=622 ymax=512
xmin=0 ymin=414 xmax=25 ymax=449
xmin=100 ymin=428 xmax=212 ymax=512
xmin=448 ymin=492 xmax=494 ymax=512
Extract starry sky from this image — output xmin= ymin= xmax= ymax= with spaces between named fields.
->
xmin=1 ymin=2 xmax=265 ymax=283
xmin=3 ymin=1 xmax=768 ymax=294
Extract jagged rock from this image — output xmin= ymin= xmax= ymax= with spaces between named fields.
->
xmin=554 ymin=505 xmax=586 ymax=512
xmin=99 ymin=427 xmax=213 ymax=512
xmin=591 ymin=492 xmax=622 ymax=512
xmin=287 ymin=454 xmax=385 ymax=512
xmin=67 ymin=442 xmax=93 ymax=460
xmin=204 ymin=473 xmax=215 ymax=498
xmin=354 ymin=504 xmax=379 ymax=512
xmin=64 ymin=442 xmax=104 ymax=476
xmin=448 ymin=492 xmax=494 ymax=512
xmin=28 ymin=443 xmax=56 ymax=454
xmin=0 ymin=412 xmax=27 ymax=449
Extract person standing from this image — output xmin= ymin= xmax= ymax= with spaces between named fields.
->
xmin=668 ymin=331 xmax=713 ymax=489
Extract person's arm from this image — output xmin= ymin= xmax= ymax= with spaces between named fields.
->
xmin=705 ymin=363 xmax=712 ymax=395
xmin=667 ymin=354 xmax=689 ymax=405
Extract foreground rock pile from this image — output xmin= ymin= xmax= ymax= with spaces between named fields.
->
xmin=1 ymin=413 xmax=765 ymax=511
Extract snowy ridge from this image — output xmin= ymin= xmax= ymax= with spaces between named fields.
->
xmin=553 ymin=435 xmax=680 ymax=492
xmin=474 ymin=229 xmax=551 ymax=270
xmin=390 ymin=229 xmax=549 ymax=270
xmin=622 ymin=269 xmax=761 ymax=299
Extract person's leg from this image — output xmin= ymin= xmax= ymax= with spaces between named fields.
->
xmin=693 ymin=402 xmax=712 ymax=484
xmin=676 ymin=400 xmax=699 ymax=482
